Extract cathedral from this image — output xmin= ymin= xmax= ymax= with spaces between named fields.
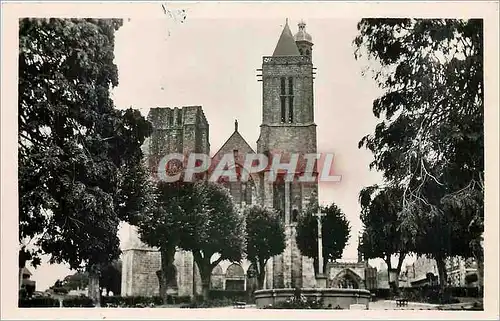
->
xmin=121 ymin=20 xmax=366 ymax=297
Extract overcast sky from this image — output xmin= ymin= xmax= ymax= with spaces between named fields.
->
xmin=31 ymin=11 xmax=389 ymax=290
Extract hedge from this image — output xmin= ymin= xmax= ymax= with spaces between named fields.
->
xmin=102 ymin=296 xmax=162 ymax=307
xmin=209 ymin=290 xmax=246 ymax=301
xmin=63 ymin=296 xmax=95 ymax=307
xmin=181 ymin=298 xmax=234 ymax=308
xmin=19 ymin=297 xmax=60 ymax=307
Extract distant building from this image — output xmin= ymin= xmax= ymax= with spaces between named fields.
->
xmin=399 ymin=257 xmax=439 ymax=287
xmin=19 ymin=267 xmax=36 ymax=296
xmin=446 ymin=257 xmax=479 ymax=287
xmin=67 ymin=288 xmax=88 ymax=296
xmin=399 ymin=256 xmax=478 ymax=288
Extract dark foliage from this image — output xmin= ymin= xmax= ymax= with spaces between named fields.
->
xmin=296 ymin=200 xmax=350 ymax=273
xmin=244 ymin=205 xmax=285 ymax=289
xmin=263 ymin=298 xmax=325 ymax=309
xmin=62 ymin=296 xmax=95 ymax=307
xmin=354 ymin=18 xmax=484 ymax=290
xmin=19 ymin=297 xmax=60 ymax=307
xmin=19 ymin=18 xmax=152 ymax=305
xmin=101 ymin=295 xmax=162 ymax=307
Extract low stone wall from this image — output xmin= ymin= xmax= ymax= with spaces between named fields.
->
xmin=255 ymin=288 xmax=371 ymax=310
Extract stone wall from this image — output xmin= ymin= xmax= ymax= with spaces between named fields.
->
xmin=121 ymin=249 xmax=161 ymax=297
xmin=327 ymin=262 xmax=367 ymax=289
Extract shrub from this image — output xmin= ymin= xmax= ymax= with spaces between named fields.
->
xmin=372 ymin=288 xmax=391 ymax=299
xmin=52 ymin=286 xmax=69 ymax=294
xmin=209 ymin=290 xmax=246 ymax=302
xmin=63 ymin=296 xmax=95 ymax=307
xmin=181 ymin=298 xmax=234 ymax=308
xmin=101 ymin=296 xmax=162 ymax=307
xmin=465 ymin=273 xmax=478 ymax=284
xmin=175 ymin=295 xmax=192 ymax=304
xmin=264 ymin=298 xmax=324 ymax=309
xmin=19 ymin=297 xmax=60 ymax=307
xmin=19 ymin=288 xmax=28 ymax=300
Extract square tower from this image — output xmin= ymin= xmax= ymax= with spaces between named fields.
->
xmin=257 ymin=20 xmax=318 ymax=289
xmin=121 ymin=106 xmax=209 ymax=297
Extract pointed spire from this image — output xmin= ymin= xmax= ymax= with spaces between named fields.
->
xmin=272 ymin=18 xmax=300 ymax=56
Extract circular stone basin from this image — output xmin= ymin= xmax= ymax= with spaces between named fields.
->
xmin=254 ymin=288 xmax=371 ymax=310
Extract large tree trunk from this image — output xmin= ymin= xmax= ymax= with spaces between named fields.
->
xmin=199 ymin=264 xmax=210 ymax=302
xmin=476 ymin=257 xmax=484 ymax=296
xmin=201 ymin=281 xmax=210 ymax=302
xmin=87 ymin=266 xmax=101 ymax=307
xmin=392 ymin=252 xmax=406 ymax=296
xmin=257 ymin=270 xmax=266 ymax=290
xmin=193 ymin=252 xmax=212 ymax=302
xmin=158 ymin=247 xmax=176 ymax=304
xmin=472 ymin=240 xmax=484 ymax=296
xmin=385 ymin=256 xmax=396 ymax=296
xmin=435 ymin=256 xmax=448 ymax=293
xmin=256 ymin=259 xmax=266 ymax=290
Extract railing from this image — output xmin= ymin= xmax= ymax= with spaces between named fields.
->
xmin=263 ymin=56 xmax=312 ymax=65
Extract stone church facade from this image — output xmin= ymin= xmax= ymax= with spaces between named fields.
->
xmin=121 ymin=20 xmax=367 ymax=297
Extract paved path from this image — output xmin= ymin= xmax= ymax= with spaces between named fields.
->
xmin=159 ymin=300 xmax=449 ymax=311
xmin=369 ymin=300 xmax=439 ymax=310
xmin=200 ymin=301 xmax=440 ymax=310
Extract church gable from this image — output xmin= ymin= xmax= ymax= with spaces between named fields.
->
xmin=212 ymin=120 xmax=256 ymax=164
xmin=210 ymin=121 xmax=258 ymax=208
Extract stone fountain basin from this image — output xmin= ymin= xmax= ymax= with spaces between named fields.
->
xmin=254 ymin=288 xmax=371 ymax=310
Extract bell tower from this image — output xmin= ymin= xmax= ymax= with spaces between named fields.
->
xmin=295 ymin=20 xmax=314 ymax=59
xmin=257 ymin=19 xmax=318 ymax=290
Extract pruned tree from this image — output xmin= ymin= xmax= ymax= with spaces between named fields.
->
xmin=137 ymin=181 xmax=194 ymax=303
xmin=354 ymin=19 xmax=484 ymax=292
xmin=244 ymin=204 xmax=286 ymax=290
xmin=358 ymin=185 xmax=410 ymax=294
xmin=179 ymin=181 xmax=246 ymax=301
xmin=18 ymin=18 xmax=152 ymax=306
xmin=296 ymin=199 xmax=351 ymax=274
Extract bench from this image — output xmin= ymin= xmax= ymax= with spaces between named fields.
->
xmin=396 ymin=298 xmax=408 ymax=307
xmin=233 ymin=301 xmax=246 ymax=309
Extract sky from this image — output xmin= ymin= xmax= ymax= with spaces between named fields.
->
xmin=30 ymin=10 xmax=390 ymax=291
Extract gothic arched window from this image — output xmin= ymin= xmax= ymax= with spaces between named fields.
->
xmin=292 ymin=209 xmax=299 ymax=222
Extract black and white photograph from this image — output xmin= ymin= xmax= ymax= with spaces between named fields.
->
xmin=1 ymin=1 xmax=499 ymax=319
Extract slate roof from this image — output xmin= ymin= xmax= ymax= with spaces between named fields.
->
xmin=272 ymin=19 xmax=301 ymax=56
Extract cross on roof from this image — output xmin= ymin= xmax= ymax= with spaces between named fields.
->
xmin=313 ymin=209 xmax=326 ymax=219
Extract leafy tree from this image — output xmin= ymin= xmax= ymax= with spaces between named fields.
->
xmin=244 ymin=204 xmax=286 ymax=290
xmin=18 ymin=18 xmax=152 ymax=305
xmin=63 ymin=271 xmax=89 ymax=291
xmin=296 ymin=198 xmax=351 ymax=274
xmin=137 ymin=181 xmax=194 ymax=303
xmin=354 ymin=19 xmax=483 ymax=291
xmin=180 ymin=181 xmax=246 ymax=301
xmin=358 ymin=185 xmax=410 ymax=294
